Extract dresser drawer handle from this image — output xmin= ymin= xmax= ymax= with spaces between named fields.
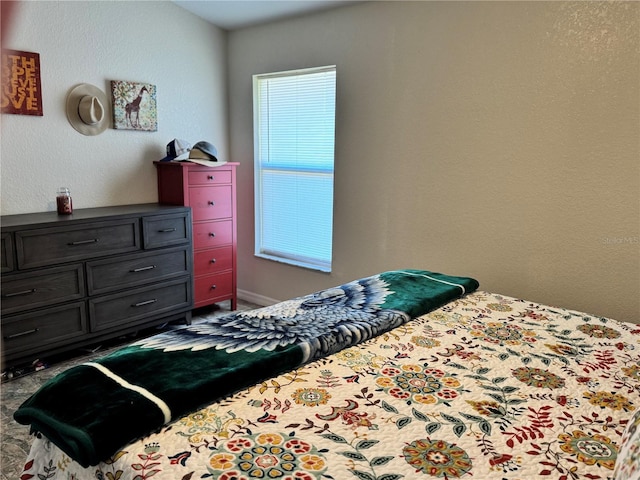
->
xmin=209 ymin=232 xmax=216 ymax=237
xmin=210 ymin=285 xmax=217 ymax=290
xmin=132 ymin=299 xmax=158 ymax=307
xmin=3 ymin=288 xmax=37 ymax=298
xmin=68 ymin=238 xmax=99 ymax=246
xmin=208 ymin=201 xmax=215 ymax=206
xmin=130 ymin=265 xmax=156 ymax=273
xmin=210 ymin=258 xmax=216 ymax=264
xmin=207 ymin=175 xmax=214 ymax=180
xmin=158 ymin=228 xmax=177 ymax=233
xmin=4 ymin=328 xmax=39 ymax=340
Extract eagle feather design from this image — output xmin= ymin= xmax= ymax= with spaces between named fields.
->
xmin=133 ymin=274 xmax=409 ymax=361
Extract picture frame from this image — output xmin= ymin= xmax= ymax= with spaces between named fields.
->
xmin=1 ymin=49 xmax=43 ymax=116
xmin=110 ymin=80 xmax=157 ymax=131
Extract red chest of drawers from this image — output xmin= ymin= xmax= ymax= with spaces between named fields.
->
xmin=155 ymin=161 xmax=238 ymax=310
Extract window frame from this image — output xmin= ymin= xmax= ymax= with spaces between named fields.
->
xmin=252 ymin=65 xmax=337 ymax=273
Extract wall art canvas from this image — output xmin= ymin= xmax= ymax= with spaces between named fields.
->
xmin=1 ymin=49 xmax=43 ymax=116
xmin=110 ymin=80 xmax=157 ymax=131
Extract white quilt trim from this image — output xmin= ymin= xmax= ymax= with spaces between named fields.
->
xmin=83 ymin=362 xmax=172 ymax=424
xmin=390 ymin=270 xmax=468 ymax=294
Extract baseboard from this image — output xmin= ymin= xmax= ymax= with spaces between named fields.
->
xmin=237 ymin=289 xmax=279 ymax=307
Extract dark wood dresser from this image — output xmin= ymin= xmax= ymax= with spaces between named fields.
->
xmin=155 ymin=162 xmax=238 ymax=310
xmin=1 ymin=204 xmax=193 ymax=369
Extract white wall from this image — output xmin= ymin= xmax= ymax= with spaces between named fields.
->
xmin=228 ymin=1 xmax=640 ymax=323
xmin=1 ymin=1 xmax=227 ymax=215
xmin=2 ymin=1 xmax=638 ymax=324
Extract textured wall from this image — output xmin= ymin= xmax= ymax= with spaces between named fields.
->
xmin=229 ymin=1 xmax=640 ymax=323
xmin=2 ymin=1 xmax=638 ymax=323
xmin=1 ymin=1 xmax=227 ymax=215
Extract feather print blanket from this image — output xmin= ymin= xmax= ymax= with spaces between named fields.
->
xmin=14 ymin=269 xmax=479 ymax=467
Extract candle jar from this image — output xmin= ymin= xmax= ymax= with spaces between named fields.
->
xmin=56 ymin=187 xmax=73 ymax=215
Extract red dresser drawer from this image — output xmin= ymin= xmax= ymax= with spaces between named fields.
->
xmin=189 ymin=185 xmax=232 ymax=221
xmin=194 ymin=246 xmax=233 ymax=276
xmin=193 ymin=220 xmax=232 ymax=249
xmin=194 ymin=271 xmax=233 ymax=306
xmin=188 ymin=169 xmax=232 ymax=185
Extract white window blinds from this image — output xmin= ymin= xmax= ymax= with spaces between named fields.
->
xmin=253 ymin=66 xmax=336 ymax=272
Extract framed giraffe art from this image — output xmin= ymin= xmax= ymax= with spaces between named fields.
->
xmin=110 ymin=80 xmax=157 ymax=131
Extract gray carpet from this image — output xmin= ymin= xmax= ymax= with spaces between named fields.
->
xmin=0 ymin=300 xmax=261 ymax=480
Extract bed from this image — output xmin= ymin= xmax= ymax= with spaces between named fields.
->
xmin=15 ymin=269 xmax=640 ymax=480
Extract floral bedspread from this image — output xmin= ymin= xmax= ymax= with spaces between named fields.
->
xmin=20 ymin=291 xmax=640 ymax=480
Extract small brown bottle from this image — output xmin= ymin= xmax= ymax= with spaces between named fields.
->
xmin=56 ymin=187 xmax=73 ymax=215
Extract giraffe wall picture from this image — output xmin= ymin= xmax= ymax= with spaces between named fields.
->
xmin=110 ymin=80 xmax=157 ymax=131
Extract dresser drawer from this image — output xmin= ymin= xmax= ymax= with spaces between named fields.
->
xmin=1 ymin=264 xmax=84 ymax=315
xmin=16 ymin=218 xmax=140 ymax=269
xmin=194 ymin=246 xmax=233 ymax=276
xmin=142 ymin=212 xmax=190 ymax=249
xmin=193 ymin=220 xmax=233 ymax=249
xmin=86 ymin=246 xmax=191 ymax=296
xmin=188 ymin=169 xmax=232 ymax=185
xmin=194 ymin=271 xmax=233 ymax=305
xmin=89 ymin=278 xmax=192 ymax=332
xmin=189 ymin=185 xmax=232 ymax=221
xmin=1 ymin=232 xmax=15 ymax=273
xmin=2 ymin=302 xmax=88 ymax=358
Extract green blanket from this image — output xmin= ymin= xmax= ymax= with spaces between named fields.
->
xmin=14 ymin=269 xmax=478 ymax=467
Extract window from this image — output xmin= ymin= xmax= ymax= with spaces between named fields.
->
xmin=253 ymin=66 xmax=336 ymax=272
